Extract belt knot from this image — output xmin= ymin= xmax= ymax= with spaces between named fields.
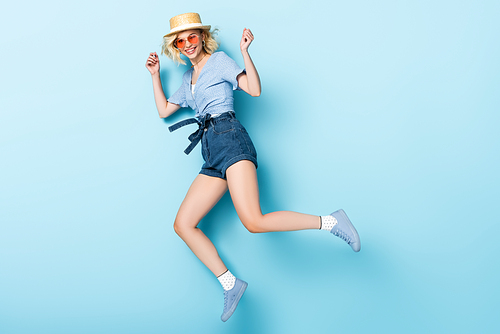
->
xmin=168 ymin=113 xmax=214 ymax=155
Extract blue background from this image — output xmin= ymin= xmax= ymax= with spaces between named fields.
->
xmin=1 ymin=0 xmax=499 ymax=333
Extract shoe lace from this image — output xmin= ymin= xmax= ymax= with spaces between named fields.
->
xmin=223 ymin=290 xmax=229 ymax=309
xmin=333 ymin=230 xmax=352 ymax=245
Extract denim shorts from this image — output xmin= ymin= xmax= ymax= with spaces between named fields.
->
xmin=200 ymin=112 xmax=258 ymax=179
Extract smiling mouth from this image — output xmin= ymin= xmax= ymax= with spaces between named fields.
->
xmin=185 ymin=46 xmax=196 ymax=55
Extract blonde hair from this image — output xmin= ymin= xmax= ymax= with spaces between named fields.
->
xmin=161 ymin=28 xmax=219 ymax=65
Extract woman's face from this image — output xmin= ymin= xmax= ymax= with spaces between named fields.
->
xmin=175 ymin=29 xmax=205 ymax=59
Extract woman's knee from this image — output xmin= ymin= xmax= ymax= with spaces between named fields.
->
xmin=173 ymin=216 xmax=196 ymax=237
xmin=241 ymin=215 xmax=265 ymax=233
xmin=173 ymin=219 xmax=183 ymax=236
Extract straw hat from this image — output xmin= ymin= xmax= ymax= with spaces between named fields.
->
xmin=164 ymin=13 xmax=211 ymax=37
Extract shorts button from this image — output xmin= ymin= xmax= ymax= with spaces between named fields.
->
xmin=204 ymin=128 xmax=207 ymax=132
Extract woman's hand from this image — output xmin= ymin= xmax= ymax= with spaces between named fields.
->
xmin=237 ymin=28 xmax=261 ymax=97
xmin=240 ymin=28 xmax=254 ymax=53
xmin=146 ymin=52 xmax=160 ymax=75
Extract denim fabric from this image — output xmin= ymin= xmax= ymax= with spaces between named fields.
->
xmin=201 ymin=112 xmax=258 ymax=179
xmin=169 ymin=112 xmax=258 ymax=180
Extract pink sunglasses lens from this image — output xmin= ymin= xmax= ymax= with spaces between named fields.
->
xmin=175 ymin=39 xmax=185 ymax=48
xmin=187 ymin=35 xmax=199 ymax=44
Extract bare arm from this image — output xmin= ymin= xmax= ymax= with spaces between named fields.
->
xmin=146 ymin=52 xmax=181 ymax=118
xmin=237 ymin=29 xmax=261 ymax=97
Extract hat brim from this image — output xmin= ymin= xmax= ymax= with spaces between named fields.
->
xmin=164 ymin=24 xmax=211 ymax=37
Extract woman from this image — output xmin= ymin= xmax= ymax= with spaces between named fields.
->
xmin=145 ymin=12 xmax=361 ymax=322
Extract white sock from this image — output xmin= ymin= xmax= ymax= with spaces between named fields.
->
xmin=320 ymin=215 xmax=338 ymax=231
xmin=217 ymin=270 xmax=236 ymax=291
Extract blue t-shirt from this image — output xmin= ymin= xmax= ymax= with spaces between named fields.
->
xmin=167 ymin=51 xmax=246 ymax=118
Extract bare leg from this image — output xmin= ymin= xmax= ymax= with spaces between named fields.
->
xmin=226 ymin=160 xmax=321 ymax=233
xmin=173 ymin=174 xmax=229 ymax=276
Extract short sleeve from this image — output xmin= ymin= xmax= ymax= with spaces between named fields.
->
xmin=218 ymin=52 xmax=246 ymax=91
xmin=168 ymin=82 xmax=188 ymax=108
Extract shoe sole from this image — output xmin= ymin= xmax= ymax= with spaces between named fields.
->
xmin=332 ymin=209 xmax=361 ymax=252
xmin=221 ymin=281 xmax=248 ymax=322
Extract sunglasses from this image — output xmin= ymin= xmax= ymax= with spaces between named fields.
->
xmin=174 ymin=34 xmax=200 ymax=49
